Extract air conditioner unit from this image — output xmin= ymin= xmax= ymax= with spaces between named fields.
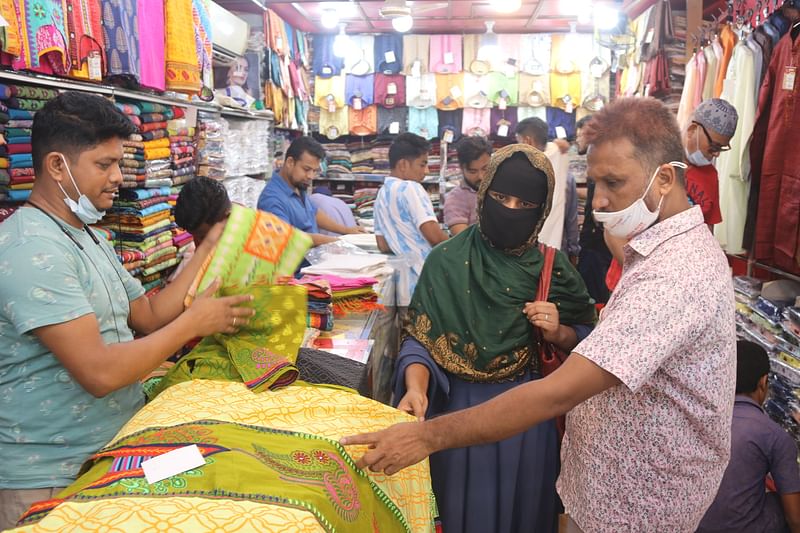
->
xmin=213 ymin=45 xmax=239 ymax=66
xmin=209 ymin=1 xmax=249 ymax=57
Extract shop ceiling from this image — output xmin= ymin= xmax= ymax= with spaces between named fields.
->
xmin=218 ymin=0 xmax=632 ymax=34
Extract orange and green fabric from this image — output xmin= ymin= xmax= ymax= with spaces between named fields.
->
xmin=18 ymin=420 xmax=411 ymax=533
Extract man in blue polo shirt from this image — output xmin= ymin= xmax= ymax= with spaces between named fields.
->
xmin=258 ymin=136 xmax=363 ymax=245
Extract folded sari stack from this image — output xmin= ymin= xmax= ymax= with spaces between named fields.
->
xmin=0 ymin=83 xmax=54 ymax=202
xmin=300 ymin=274 xmax=382 ymax=316
xmin=291 ymin=276 xmax=335 ymax=332
xmin=172 ymin=227 xmax=194 ymax=261
xmin=168 ymin=109 xmax=196 ymax=187
xmin=103 ymin=187 xmax=178 ymax=290
xmin=116 ymin=104 xmax=147 ymax=189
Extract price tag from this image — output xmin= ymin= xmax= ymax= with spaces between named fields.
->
xmin=444 ymin=52 xmax=454 ymax=65
xmin=389 ymin=121 xmax=400 ymax=134
xmin=497 ymin=123 xmax=509 ymax=137
xmin=322 ymin=66 xmax=332 ymax=76
xmin=555 ymin=126 xmax=567 ymax=139
xmin=411 ymin=60 xmax=421 ymax=78
xmin=507 ymin=58 xmax=517 ymax=67
xmin=645 ymin=29 xmax=654 ymax=44
xmin=353 ymin=97 xmax=362 ymax=110
xmin=385 ymin=50 xmax=396 ymax=64
xmin=142 ymin=445 xmax=206 ymax=484
xmin=443 ymin=129 xmax=454 ymax=143
xmin=87 ymin=51 xmax=102 ymax=81
xmin=327 ymin=95 xmax=336 ymax=113
xmin=387 ymin=82 xmax=397 ymax=95
xmin=783 ymin=66 xmax=796 ymax=91
xmin=498 ymin=97 xmax=507 ymax=110
xmin=442 ymin=95 xmax=454 ymax=106
xmin=533 ymin=80 xmax=543 ymax=91
xmin=276 ymin=37 xmax=284 ymax=51
xmin=385 ymin=96 xmax=395 ymax=106
xmin=420 ymin=127 xmax=429 ymax=137
xmin=449 ymin=85 xmax=462 ymax=99
xmin=565 ymin=102 xmax=574 ymax=114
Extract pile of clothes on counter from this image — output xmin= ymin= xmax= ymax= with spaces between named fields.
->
xmin=734 ymin=275 xmax=800 ymax=441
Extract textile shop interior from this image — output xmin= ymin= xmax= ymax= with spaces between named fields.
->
xmin=1 ymin=0 xmax=800 ymax=531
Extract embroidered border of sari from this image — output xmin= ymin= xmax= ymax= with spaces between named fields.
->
xmin=65 ymin=0 xmax=105 ymax=79
xmin=165 ymin=0 xmax=201 ymax=93
xmin=18 ymin=420 xmax=412 ymax=533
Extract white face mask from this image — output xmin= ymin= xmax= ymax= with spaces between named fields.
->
xmin=593 ymin=161 xmax=687 ymax=240
xmin=686 ymin=128 xmax=713 ymax=167
xmin=56 ymin=155 xmax=106 ymax=225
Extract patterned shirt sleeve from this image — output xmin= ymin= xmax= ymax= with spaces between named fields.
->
xmin=574 ymin=269 xmax=712 ymax=392
xmin=406 ymin=182 xmax=438 ymax=229
xmin=0 ymin=238 xmax=95 ymax=335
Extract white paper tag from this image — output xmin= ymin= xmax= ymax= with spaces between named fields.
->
xmin=322 ymin=66 xmax=332 ymax=76
xmin=533 ymin=80 xmax=543 ymax=91
xmin=499 ymin=97 xmax=507 ymax=110
xmin=565 ymin=102 xmax=574 ymax=114
xmin=387 ymin=82 xmax=397 ymax=95
xmin=276 ymin=37 xmax=284 ymax=51
xmin=503 ymin=63 xmax=516 ymax=77
xmin=449 ymin=85 xmax=462 ymax=99
xmin=328 ymin=100 xmax=336 ymax=113
xmin=411 ymin=60 xmax=421 ymax=78
xmin=783 ymin=66 xmax=796 ymax=91
xmin=555 ymin=126 xmax=567 ymax=139
xmin=444 ymin=52 xmax=454 ymax=65
xmin=353 ymin=97 xmax=362 ymax=110
xmin=442 ymin=129 xmax=454 ymax=143
xmin=645 ymin=29 xmax=654 ymax=44
xmin=142 ymin=445 xmax=205 ymax=484
xmin=87 ymin=51 xmax=102 ymax=81
xmin=385 ymin=50 xmax=396 ymax=64
xmin=389 ymin=121 xmax=400 ymax=134
xmin=498 ymin=123 xmax=509 ymax=137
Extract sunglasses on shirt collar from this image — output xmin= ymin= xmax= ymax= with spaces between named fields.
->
xmin=692 ymin=121 xmax=731 ymax=154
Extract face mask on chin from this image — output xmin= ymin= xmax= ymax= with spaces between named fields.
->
xmin=56 ymin=155 xmax=106 ymax=225
xmin=480 ymin=195 xmax=542 ymax=251
xmin=593 ymin=161 xmax=687 ymax=240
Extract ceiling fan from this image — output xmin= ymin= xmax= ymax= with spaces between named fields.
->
xmin=378 ymin=0 xmax=448 ymax=20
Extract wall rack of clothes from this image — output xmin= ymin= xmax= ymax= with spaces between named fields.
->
xmin=308 ymin=31 xmax=614 ymax=144
xmin=262 ymin=8 xmax=313 ymax=132
xmin=0 ymin=0 xmax=214 ymax=96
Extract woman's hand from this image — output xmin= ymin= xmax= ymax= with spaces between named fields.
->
xmin=524 ymin=301 xmax=560 ymax=342
xmin=397 ymin=389 xmax=428 ymax=421
xmin=183 ymin=278 xmax=255 ymax=337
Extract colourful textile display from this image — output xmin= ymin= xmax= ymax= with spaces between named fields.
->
xmin=101 ymin=0 xmax=140 ymax=79
xmin=137 ymin=0 xmax=166 ymax=90
xmin=65 ymin=0 xmax=105 ymax=80
xmin=165 ymin=0 xmax=201 ymax=93
xmin=12 ymin=0 xmax=70 ymax=75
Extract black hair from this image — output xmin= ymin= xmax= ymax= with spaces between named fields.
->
xmin=174 ymin=177 xmax=232 ymax=233
xmin=735 ymin=340 xmax=771 ymax=394
xmin=456 ymin=136 xmax=493 ymax=168
xmin=576 ymin=115 xmax=593 ymax=130
xmin=286 ymin=136 xmax=326 ymax=163
xmin=32 ymin=91 xmax=137 ymax=174
xmin=389 ymin=132 xmax=430 ymax=169
xmin=515 ymin=117 xmax=548 ymax=149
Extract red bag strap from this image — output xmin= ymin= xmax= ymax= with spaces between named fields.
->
xmin=535 ymin=244 xmax=556 ymax=302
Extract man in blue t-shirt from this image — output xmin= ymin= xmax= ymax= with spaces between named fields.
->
xmin=0 ymin=93 xmax=254 ymax=530
xmin=697 ymin=340 xmax=800 ymax=533
xmin=257 ymin=136 xmax=364 ymax=246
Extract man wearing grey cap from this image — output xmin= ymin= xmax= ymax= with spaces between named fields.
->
xmin=683 ymin=98 xmax=739 ymax=229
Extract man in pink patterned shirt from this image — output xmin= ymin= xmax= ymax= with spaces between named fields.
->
xmin=343 ymin=98 xmax=736 ymax=532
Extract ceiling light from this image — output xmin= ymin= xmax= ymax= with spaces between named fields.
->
xmin=595 ymin=6 xmax=620 ymax=31
xmin=490 ymin=0 xmax=521 ymax=13
xmin=333 ymin=24 xmax=351 ymax=57
xmin=392 ymin=14 xmax=413 ymax=33
xmin=478 ymin=21 xmax=499 ymax=60
xmin=320 ymin=8 xmax=339 ymax=29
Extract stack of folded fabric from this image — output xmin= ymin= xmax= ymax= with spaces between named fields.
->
xmin=301 ymin=274 xmax=381 ymax=317
xmin=103 ymin=187 xmax=178 ymax=293
xmin=353 ymin=188 xmax=378 ymax=230
xmin=291 ymin=276 xmax=334 ymax=331
xmin=0 ymin=88 xmax=9 ymax=202
xmin=168 ymin=112 xmax=196 ymax=187
xmin=350 ymin=143 xmax=375 ymax=174
xmin=115 ymin=103 xmax=147 ymax=189
xmin=323 ymin=143 xmax=352 ymax=175
xmin=0 ymin=84 xmax=53 ymax=202
xmin=172 ymin=227 xmax=194 ymax=263
xmin=196 ymin=113 xmax=226 ymax=179
xmin=143 ymin=137 xmax=172 ymax=189
xmin=371 ymin=138 xmax=391 ymax=176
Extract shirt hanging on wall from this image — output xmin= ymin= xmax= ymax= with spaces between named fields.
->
xmin=462 ymin=108 xmax=491 ymax=137
xmin=463 ymin=34 xmax=490 ymax=75
xmin=374 ymin=34 xmax=403 ymax=74
xmin=490 ymin=107 xmax=517 ymax=140
xmin=378 ymin=106 xmax=408 ymax=134
xmin=345 ymin=74 xmax=375 ymax=108
xmin=374 ymin=73 xmax=406 ymax=108
xmin=315 ymin=75 xmax=346 ymax=109
xmin=518 ymin=73 xmax=550 ymax=107
xmin=492 ymin=34 xmax=521 ymax=76
xmin=520 ymin=34 xmax=551 ymax=76
xmin=319 ymin=107 xmax=349 ymax=140
xmin=344 ymin=35 xmax=374 ymax=75
xmin=436 ymin=73 xmax=465 ymax=110
xmin=464 ymin=73 xmax=490 ymax=108
xmin=430 ymin=34 xmax=463 ymax=74
xmin=486 ymin=72 xmax=519 ymax=106
xmin=407 ymin=73 xmax=437 ymax=108
xmin=546 ymin=106 xmax=576 ymax=140
xmin=438 ymin=109 xmax=463 ymax=142
xmin=349 ymin=105 xmax=378 ymax=136
xmin=408 ymin=107 xmax=439 ymax=140
xmin=517 ymin=106 xmax=548 ymax=123
xmin=312 ymin=34 xmax=344 ymax=78
xmin=403 ymin=34 xmax=430 ymax=76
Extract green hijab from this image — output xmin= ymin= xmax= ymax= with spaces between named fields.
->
xmin=404 ymin=144 xmax=596 ymax=383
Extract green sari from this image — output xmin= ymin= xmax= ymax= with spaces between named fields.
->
xmin=404 ymin=144 xmax=596 ymax=382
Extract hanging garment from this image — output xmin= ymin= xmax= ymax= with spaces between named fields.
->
xmin=13 ymin=0 xmax=70 ymax=75
xmin=265 ymin=8 xmax=287 ymax=56
xmin=193 ymin=0 xmax=213 ymax=90
xmin=429 ymin=34 xmax=462 ymax=74
xmin=693 ymin=48 xmax=707 ymax=108
xmin=65 ymin=0 xmax=105 ymax=80
xmin=677 ymin=52 xmax=699 ymax=129
xmin=703 ymin=45 xmax=719 ymax=101
xmin=165 ymin=0 xmax=201 ymax=93
xmin=714 ymin=24 xmax=738 ymax=98
xmin=101 ymin=0 xmax=140 ymax=80
xmin=402 ymin=34 xmax=430 ymax=76
xmin=0 ymin=0 xmax=22 ymax=59
xmin=745 ymin=32 xmax=800 ymax=274
xmin=715 ymin=42 xmax=756 ymax=255
xmin=137 ymin=0 xmax=165 ymax=91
